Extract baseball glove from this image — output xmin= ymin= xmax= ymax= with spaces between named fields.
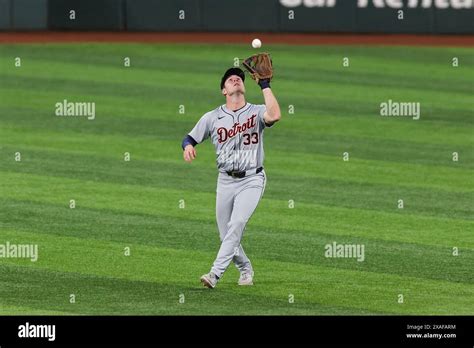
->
xmin=242 ymin=53 xmax=273 ymax=83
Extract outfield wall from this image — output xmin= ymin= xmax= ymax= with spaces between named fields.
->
xmin=0 ymin=0 xmax=472 ymax=33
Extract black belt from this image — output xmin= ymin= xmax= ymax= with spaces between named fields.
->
xmin=226 ymin=167 xmax=263 ymax=178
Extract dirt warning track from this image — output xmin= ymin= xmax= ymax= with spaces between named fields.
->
xmin=0 ymin=32 xmax=473 ymax=47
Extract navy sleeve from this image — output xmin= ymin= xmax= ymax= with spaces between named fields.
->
xmin=181 ymin=134 xmax=198 ymax=150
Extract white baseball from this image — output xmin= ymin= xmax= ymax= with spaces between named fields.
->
xmin=252 ymin=38 xmax=262 ymax=49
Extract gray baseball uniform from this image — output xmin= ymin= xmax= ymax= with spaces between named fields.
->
xmin=188 ymin=102 xmax=272 ymax=278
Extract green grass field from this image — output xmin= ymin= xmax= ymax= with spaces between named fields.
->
xmin=0 ymin=43 xmax=472 ymax=315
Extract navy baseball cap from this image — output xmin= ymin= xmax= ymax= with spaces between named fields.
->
xmin=220 ymin=67 xmax=245 ymax=89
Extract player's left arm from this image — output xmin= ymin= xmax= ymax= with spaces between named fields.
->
xmin=262 ymin=87 xmax=281 ymax=126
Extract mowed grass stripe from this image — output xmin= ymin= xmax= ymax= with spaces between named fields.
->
xmin=1 ymin=44 xmax=472 ymax=91
xmin=1 ymin=82 xmax=472 ymax=129
xmin=0 ymin=119 xmax=474 ymax=191
xmin=0 ymin=143 xmax=473 ymax=219
xmin=1 ymin=43 xmax=472 ymax=65
xmin=2 ymin=199 xmax=473 ymax=284
xmin=0 ymin=230 xmax=473 ymax=315
xmin=1 ymin=44 xmax=472 ymax=109
xmin=2 ymin=62 xmax=473 ymax=103
xmin=0 ymin=264 xmax=381 ymax=315
xmin=1 ymin=106 xmax=473 ymax=166
xmin=1 ymin=91 xmax=473 ymax=146
xmin=2 ymin=63 xmax=472 ymax=114
xmin=0 ymin=303 xmax=76 ymax=315
xmin=3 ymin=152 xmax=474 ymax=220
xmin=1 ymin=172 xmax=472 ymax=248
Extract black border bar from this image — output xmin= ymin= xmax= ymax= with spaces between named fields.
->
xmin=0 ymin=315 xmax=472 ymax=345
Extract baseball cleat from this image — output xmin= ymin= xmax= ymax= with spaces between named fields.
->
xmin=200 ymin=272 xmax=218 ymax=289
xmin=238 ymin=271 xmax=254 ymax=286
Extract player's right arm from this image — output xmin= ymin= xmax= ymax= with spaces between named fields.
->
xmin=181 ymin=112 xmax=212 ymax=163
xmin=182 ymin=137 xmax=197 ymax=162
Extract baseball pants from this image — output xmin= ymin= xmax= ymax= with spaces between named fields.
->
xmin=210 ymin=170 xmax=266 ymax=278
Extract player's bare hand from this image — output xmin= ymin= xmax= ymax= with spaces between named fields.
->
xmin=183 ymin=145 xmax=196 ymax=162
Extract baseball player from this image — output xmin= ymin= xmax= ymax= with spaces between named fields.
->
xmin=181 ymin=62 xmax=281 ymax=288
